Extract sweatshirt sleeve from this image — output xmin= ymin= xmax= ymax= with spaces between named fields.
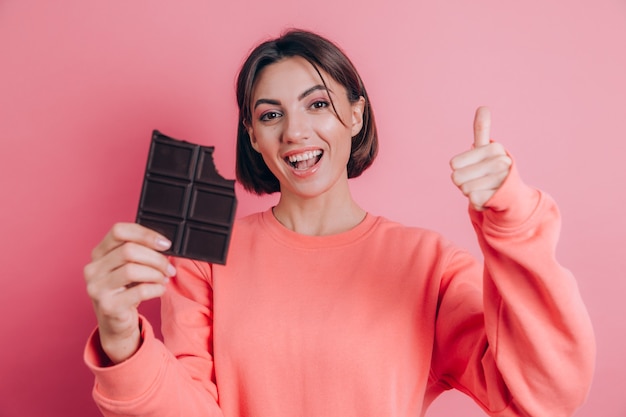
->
xmin=430 ymin=160 xmax=596 ymax=417
xmin=83 ymin=258 xmax=224 ymax=417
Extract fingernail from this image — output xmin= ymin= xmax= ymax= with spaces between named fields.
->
xmin=156 ymin=237 xmax=172 ymax=250
xmin=166 ymin=264 xmax=176 ymax=277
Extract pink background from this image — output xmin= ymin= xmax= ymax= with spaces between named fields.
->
xmin=1 ymin=1 xmax=624 ymax=416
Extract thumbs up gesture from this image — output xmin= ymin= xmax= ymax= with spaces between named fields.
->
xmin=450 ymin=107 xmax=512 ymax=211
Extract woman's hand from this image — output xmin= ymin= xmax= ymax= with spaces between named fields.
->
xmin=450 ymin=106 xmax=512 ymax=211
xmin=84 ymin=222 xmax=176 ymax=364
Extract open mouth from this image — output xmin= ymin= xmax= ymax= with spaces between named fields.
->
xmin=285 ymin=150 xmax=323 ymax=171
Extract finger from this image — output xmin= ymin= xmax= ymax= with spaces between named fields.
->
xmin=85 ymin=241 xmax=175 ymax=293
xmin=450 ymin=142 xmax=508 ymax=171
xmin=113 ymin=282 xmax=168 ymax=307
xmin=450 ymin=143 xmax=497 ymax=170
xmin=454 ymin=167 xmax=510 ymax=211
xmin=90 ymin=241 xmax=175 ymax=280
xmin=112 ymin=262 xmax=172 ymax=288
xmin=86 ymin=261 xmax=172 ymax=302
xmin=453 ymin=168 xmax=509 ymax=198
xmin=94 ymin=282 xmax=166 ymax=321
xmin=473 ymin=106 xmax=491 ymax=148
xmin=451 ymin=153 xmax=512 ymax=186
xmin=92 ymin=222 xmax=172 ymax=261
xmin=111 ymin=241 xmax=175 ymax=277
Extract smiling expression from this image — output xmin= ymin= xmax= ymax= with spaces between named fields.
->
xmin=246 ymin=56 xmax=365 ymax=199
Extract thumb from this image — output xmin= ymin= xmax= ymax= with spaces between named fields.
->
xmin=473 ymin=106 xmax=491 ymax=148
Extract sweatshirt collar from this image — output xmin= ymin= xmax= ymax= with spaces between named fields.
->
xmin=259 ymin=208 xmax=379 ymax=249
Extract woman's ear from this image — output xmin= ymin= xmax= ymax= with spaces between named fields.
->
xmin=350 ymin=96 xmax=366 ymax=137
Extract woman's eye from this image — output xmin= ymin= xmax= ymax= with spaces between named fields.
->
xmin=311 ymin=100 xmax=329 ymax=109
xmin=260 ymin=111 xmax=281 ymax=121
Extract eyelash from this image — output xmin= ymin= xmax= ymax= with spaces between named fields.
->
xmin=259 ymin=111 xmax=281 ymax=122
xmin=258 ymin=100 xmax=330 ymax=122
xmin=311 ymin=100 xmax=329 ymax=109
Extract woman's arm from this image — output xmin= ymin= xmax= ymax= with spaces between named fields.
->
xmin=84 ymin=244 xmax=223 ymax=416
xmin=430 ymin=107 xmax=596 ymax=416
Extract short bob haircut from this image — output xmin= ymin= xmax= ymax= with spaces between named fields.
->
xmin=235 ymin=29 xmax=378 ymax=195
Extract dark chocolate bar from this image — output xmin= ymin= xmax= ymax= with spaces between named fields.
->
xmin=136 ymin=130 xmax=237 ymax=264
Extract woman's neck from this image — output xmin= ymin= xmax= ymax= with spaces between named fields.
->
xmin=272 ymin=186 xmax=366 ymax=236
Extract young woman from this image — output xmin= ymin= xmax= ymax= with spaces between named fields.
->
xmin=84 ymin=30 xmax=595 ymax=417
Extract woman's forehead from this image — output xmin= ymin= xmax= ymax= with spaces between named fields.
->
xmin=252 ymin=56 xmax=337 ymax=98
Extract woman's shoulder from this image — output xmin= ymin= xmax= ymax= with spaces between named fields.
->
xmin=234 ymin=210 xmax=264 ymax=226
xmin=372 ymin=214 xmax=445 ymax=238
xmin=232 ymin=210 xmax=267 ymax=235
xmin=368 ymin=214 xmax=460 ymax=252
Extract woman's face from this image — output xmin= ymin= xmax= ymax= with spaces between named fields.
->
xmin=247 ymin=56 xmax=364 ymax=199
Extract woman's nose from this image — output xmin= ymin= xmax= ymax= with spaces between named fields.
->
xmin=282 ymin=111 xmax=310 ymax=143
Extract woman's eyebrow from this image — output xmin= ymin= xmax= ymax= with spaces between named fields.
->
xmin=253 ymin=98 xmax=280 ymax=109
xmin=298 ymin=84 xmax=332 ymax=100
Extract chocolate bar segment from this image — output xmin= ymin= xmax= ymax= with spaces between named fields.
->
xmin=136 ymin=130 xmax=237 ymax=264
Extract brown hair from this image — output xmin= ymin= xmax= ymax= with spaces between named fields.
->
xmin=235 ymin=29 xmax=378 ymax=195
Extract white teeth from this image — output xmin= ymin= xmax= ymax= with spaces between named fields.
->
xmin=287 ymin=150 xmax=322 ymax=163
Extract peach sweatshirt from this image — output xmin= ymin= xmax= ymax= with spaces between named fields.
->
xmin=85 ymin=165 xmax=595 ymax=417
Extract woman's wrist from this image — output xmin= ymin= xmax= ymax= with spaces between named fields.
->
xmin=100 ymin=321 xmax=143 ymax=365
